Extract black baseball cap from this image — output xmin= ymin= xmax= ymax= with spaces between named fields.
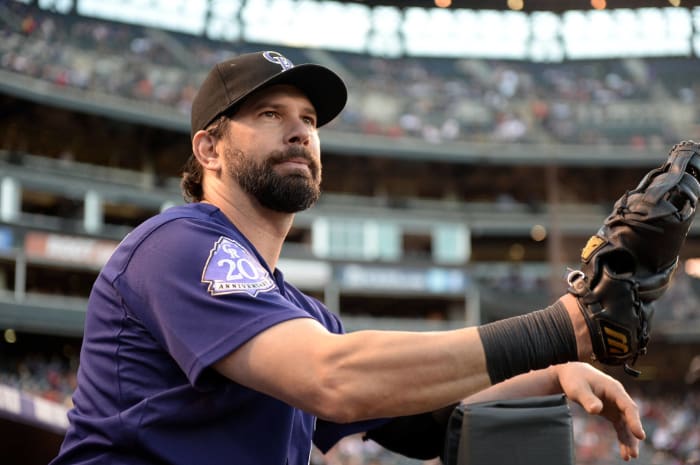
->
xmin=190 ymin=50 xmax=347 ymax=137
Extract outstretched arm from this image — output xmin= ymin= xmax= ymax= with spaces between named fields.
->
xmin=464 ymin=362 xmax=645 ymax=461
xmin=214 ymin=294 xmax=596 ymax=423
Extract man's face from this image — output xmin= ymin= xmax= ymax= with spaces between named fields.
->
xmin=221 ymin=84 xmax=322 ymax=213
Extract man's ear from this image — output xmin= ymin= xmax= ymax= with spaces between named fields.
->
xmin=192 ymin=130 xmax=221 ymax=170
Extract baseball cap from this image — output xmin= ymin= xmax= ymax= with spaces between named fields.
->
xmin=190 ymin=50 xmax=347 ymax=137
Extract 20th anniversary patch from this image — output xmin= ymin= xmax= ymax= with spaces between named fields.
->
xmin=201 ymin=236 xmax=276 ymax=297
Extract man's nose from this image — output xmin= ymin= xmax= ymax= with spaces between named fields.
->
xmin=286 ymin=118 xmax=312 ymax=145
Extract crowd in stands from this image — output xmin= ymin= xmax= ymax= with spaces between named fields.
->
xmin=0 ymin=1 xmax=202 ymax=114
xmin=637 ymin=388 xmax=700 ymax=465
xmin=655 ymin=265 xmax=700 ymax=324
xmin=2 ymin=2 xmax=698 ymax=149
xmin=0 ymin=340 xmax=78 ymax=407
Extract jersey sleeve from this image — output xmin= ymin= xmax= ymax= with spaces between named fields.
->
xmin=113 ymin=217 xmax=314 ymax=387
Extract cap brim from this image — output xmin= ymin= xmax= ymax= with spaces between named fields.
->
xmin=240 ymin=64 xmax=347 ymax=128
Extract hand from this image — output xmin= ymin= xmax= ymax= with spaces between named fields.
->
xmin=552 ymin=362 xmax=646 ymax=461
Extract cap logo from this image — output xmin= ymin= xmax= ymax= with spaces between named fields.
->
xmin=263 ymin=51 xmax=294 ymax=71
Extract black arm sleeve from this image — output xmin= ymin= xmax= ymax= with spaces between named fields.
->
xmin=362 ymin=403 xmax=458 ymax=459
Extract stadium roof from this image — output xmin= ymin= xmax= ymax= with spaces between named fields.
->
xmin=341 ymin=0 xmax=700 ymax=12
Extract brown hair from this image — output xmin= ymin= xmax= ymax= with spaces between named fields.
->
xmin=180 ymin=114 xmax=231 ymax=202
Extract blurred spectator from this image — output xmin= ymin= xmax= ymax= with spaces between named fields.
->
xmin=1 ymin=1 xmax=692 ymax=149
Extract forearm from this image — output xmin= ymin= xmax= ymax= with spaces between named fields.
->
xmin=216 ymin=318 xmax=492 ymax=422
xmin=216 ymin=296 xmax=590 ymax=423
xmin=318 ymin=327 xmax=492 ymax=420
xmin=462 ymin=365 xmax=560 ymax=405
xmin=357 ymin=296 xmax=592 ymax=416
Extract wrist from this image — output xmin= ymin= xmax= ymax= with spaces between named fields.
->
xmin=560 ymin=293 xmax=593 ymax=361
xmin=545 ymin=364 xmax=563 ymax=393
xmin=477 ymin=300 xmax=578 ymax=384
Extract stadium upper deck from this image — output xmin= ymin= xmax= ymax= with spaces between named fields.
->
xmin=2 ymin=0 xmax=700 ymax=334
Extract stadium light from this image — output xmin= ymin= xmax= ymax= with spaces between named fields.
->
xmin=3 ymin=329 xmax=16 ymax=344
xmin=507 ymin=0 xmax=524 ymax=11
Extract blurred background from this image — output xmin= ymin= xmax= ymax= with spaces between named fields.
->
xmin=1 ymin=0 xmax=700 ymax=463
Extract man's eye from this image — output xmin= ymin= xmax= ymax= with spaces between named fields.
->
xmin=303 ymin=116 xmax=316 ymax=126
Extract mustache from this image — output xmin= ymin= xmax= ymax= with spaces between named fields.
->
xmin=268 ymin=146 xmax=320 ymax=180
xmin=268 ymin=146 xmax=315 ymax=165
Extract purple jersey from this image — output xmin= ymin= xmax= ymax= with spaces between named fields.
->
xmin=50 ymin=203 xmax=384 ymax=465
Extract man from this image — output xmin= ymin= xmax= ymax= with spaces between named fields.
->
xmin=50 ymin=51 xmax=647 ymax=465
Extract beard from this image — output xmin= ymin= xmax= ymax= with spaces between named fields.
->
xmin=225 ymin=145 xmax=321 ymax=213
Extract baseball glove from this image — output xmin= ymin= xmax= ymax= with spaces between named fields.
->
xmin=567 ymin=140 xmax=700 ymax=376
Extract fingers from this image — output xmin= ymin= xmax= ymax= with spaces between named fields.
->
xmin=619 ymin=443 xmax=634 ymax=461
xmin=556 ymin=363 xmax=604 ymax=414
xmin=555 ymin=363 xmax=646 ymax=459
xmin=614 ymin=417 xmax=641 ymax=460
xmin=576 ymin=387 xmax=604 ymax=415
xmin=600 ymin=375 xmax=645 ymax=460
xmin=580 ymin=385 xmax=642 ymax=460
xmin=609 ymin=382 xmax=646 ymax=442
xmin=620 ymin=403 xmax=646 ymax=443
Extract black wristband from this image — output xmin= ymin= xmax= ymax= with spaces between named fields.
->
xmin=477 ymin=300 xmax=578 ymax=385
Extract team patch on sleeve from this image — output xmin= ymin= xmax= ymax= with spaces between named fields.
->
xmin=201 ymin=237 xmax=276 ymax=297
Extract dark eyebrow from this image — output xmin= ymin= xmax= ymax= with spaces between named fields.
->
xmin=248 ymin=100 xmax=317 ymax=119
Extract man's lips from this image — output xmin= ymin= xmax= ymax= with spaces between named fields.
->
xmin=280 ymin=158 xmax=310 ymax=167
xmin=275 ymin=158 xmax=314 ymax=175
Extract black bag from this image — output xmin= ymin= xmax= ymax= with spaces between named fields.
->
xmin=442 ymin=394 xmax=574 ymax=465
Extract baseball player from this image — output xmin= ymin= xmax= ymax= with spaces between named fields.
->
xmin=49 ymin=51 xmax=699 ymax=465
